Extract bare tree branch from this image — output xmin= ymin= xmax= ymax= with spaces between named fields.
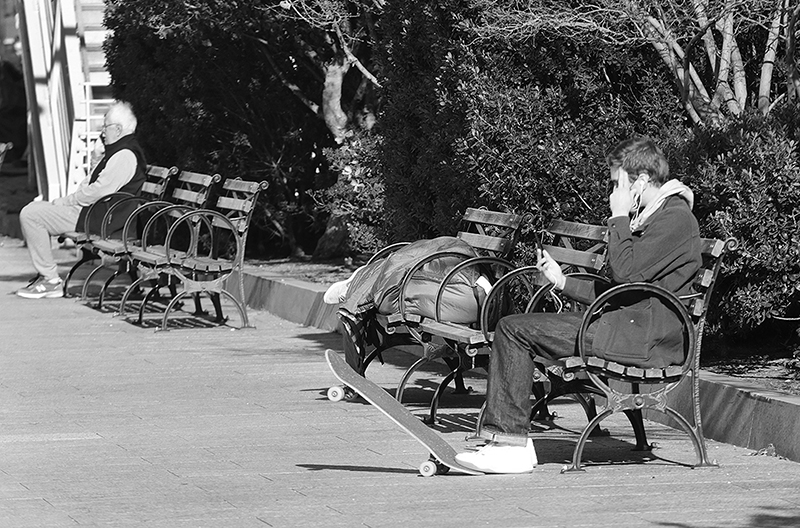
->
xmin=334 ymin=23 xmax=382 ymax=87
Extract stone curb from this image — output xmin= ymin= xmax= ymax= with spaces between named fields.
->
xmin=235 ymin=268 xmax=800 ymax=463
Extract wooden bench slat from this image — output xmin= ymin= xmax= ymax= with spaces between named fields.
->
xmin=420 ymin=320 xmax=486 ymax=345
xmin=177 ymin=171 xmax=220 ymax=186
xmin=456 ymin=231 xmax=511 ymax=254
xmin=701 ymin=237 xmax=725 ymax=258
xmin=564 ymin=356 xmax=585 ymax=369
xmin=461 ymin=208 xmax=523 ymax=229
xmin=547 ymin=219 xmax=608 ymax=242
xmin=585 ymin=357 xmax=606 ymax=369
xmin=694 ymin=268 xmax=715 ymax=289
xmin=140 ymin=182 xmax=164 ymax=195
xmin=216 ymin=196 xmax=253 ymax=213
xmin=544 ymin=245 xmax=605 ymax=271
xmin=171 ymin=188 xmax=204 ymax=204
xmin=625 ymin=366 xmax=645 ymax=378
xmin=221 ymin=178 xmax=264 ymax=193
xmin=689 ymin=298 xmax=705 ymax=317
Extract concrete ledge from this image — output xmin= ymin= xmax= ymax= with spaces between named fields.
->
xmin=644 ymin=372 xmax=800 ymax=462
xmin=236 ymin=267 xmax=800 ymax=463
xmin=235 ymin=269 xmax=340 ymax=332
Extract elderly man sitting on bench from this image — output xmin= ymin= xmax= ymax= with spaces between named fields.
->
xmin=455 ymin=136 xmax=703 ymax=474
xmin=16 ymin=101 xmax=147 ymax=299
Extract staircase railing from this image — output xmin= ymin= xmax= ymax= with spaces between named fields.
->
xmin=16 ymin=0 xmax=97 ymax=201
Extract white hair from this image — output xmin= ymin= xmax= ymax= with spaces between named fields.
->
xmin=107 ymin=101 xmax=137 ymax=134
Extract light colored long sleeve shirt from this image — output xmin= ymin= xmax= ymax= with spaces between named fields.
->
xmin=52 ymin=150 xmax=137 ymax=207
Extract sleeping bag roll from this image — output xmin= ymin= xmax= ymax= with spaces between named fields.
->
xmin=342 ymin=236 xmax=483 ymax=323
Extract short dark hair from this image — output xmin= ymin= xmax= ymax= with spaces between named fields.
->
xmin=606 ymin=136 xmax=669 ymax=185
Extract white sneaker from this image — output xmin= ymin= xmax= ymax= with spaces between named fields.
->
xmin=16 ymin=277 xmax=64 ymax=299
xmin=455 ymin=438 xmax=537 ymax=474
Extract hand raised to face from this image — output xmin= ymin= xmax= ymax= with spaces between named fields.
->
xmin=609 ymin=167 xmax=636 ymax=218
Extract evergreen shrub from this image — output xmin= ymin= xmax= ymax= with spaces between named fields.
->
xmin=671 ymin=108 xmax=800 ymax=334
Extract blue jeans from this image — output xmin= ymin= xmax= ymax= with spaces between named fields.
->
xmin=480 ymin=311 xmax=594 ymax=446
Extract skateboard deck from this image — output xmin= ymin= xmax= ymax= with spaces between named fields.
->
xmin=325 ymin=349 xmax=483 ymax=476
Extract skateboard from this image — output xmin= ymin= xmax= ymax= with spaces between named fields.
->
xmin=325 ymin=349 xmax=483 ymax=476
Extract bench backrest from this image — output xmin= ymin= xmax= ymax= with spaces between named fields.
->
xmin=202 ymin=178 xmax=269 ymax=260
xmin=170 ymin=170 xmax=221 ymax=210
xmin=140 ymin=165 xmax=179 ymax=201
xmin=137 ymin=169 xmax=222 ymax=250
xmin=684 ymin=238 xmax=738 ymax=346
xmin=212 ymin=178 xmax=268 ymax=232
xmin=457 ymin=208 xmax=525 ymax=258
xmin=544 ymin=219 xmax=608 ymax=275
xmin=101 ymin=165 xmax=180 ymax=240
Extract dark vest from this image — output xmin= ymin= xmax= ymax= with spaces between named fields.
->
xmin=75 ymin=134 xmax=147 ymax=237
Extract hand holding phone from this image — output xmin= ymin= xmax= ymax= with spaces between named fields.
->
xmin=536 ymin=246 xmax=566 ymax=290
xmin=609 ymin=169 xmax=635 ymax=217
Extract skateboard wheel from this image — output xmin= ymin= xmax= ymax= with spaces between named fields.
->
xmin=419 ymin=460 xmax=438 ymax=477
xmin=327 ymin=386 xmax=345 ymax=402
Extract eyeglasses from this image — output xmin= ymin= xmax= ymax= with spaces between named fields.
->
xmin=101 ymin=123 xmax=121 ymax=132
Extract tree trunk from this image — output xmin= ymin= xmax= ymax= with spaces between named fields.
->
xmin=758 ymin=2 xmax=786 ymax=115
xmin=322 ymin=59 xmax=351 ymax=143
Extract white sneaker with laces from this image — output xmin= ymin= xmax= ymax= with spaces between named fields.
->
xmin=455 ymin=438 xmax=537 ymax=474
xmin=16 ymin=276 xmax=64 ymax=299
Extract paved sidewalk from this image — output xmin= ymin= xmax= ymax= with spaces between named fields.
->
xmin=0 ymin=236 xmax=799 ymax=527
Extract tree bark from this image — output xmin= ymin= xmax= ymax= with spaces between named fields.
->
xmin=321 ymin=58 xmax=351 ymax=143
xmin=758 ymin=2 xmax=786 ymax=115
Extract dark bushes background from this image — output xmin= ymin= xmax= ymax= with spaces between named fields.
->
xmin=103 ymin=0 xmax=800 ymax=341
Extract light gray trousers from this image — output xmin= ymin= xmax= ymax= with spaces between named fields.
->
xmin=19 ymin=201 xmax=80 ymax=280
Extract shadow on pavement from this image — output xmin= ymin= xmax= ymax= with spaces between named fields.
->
xmin=297 ymin=463 xmax=418 ymax=475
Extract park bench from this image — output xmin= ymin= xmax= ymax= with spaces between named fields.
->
xmin=509 ymin=232 xmax=738 ymax=471
xmin=417 ymin=219 xmax=609 ymax=424
xmin=329 ymin=208 xmax=525 ymax=405
xmin=114 ymin=169 xmax=222 ymax=324
xmin=123 ymin=177 xmax=268 ymax=331
xmin=62 ymin=164 xmax=179 ymax=298
xmin=553 ymin=236 xmax=737 ymax=471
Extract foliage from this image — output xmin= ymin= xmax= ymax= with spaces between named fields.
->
xmin=379 ymin=0 xmax=686 ymax=258
xmin=103 ymin=0 xmax=379 ymax=257
xmin=102 ymin=0 xmax=800 ymax=342
xmin=376 ymin=1 xmax=486 ymax=241
xmin=310 ymin=133 xmax=388 ymax=255
xmin=468 ymin=1 xmax=799 ymax=125
xmin=671 ymin=108 xmax=800 ymax=334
